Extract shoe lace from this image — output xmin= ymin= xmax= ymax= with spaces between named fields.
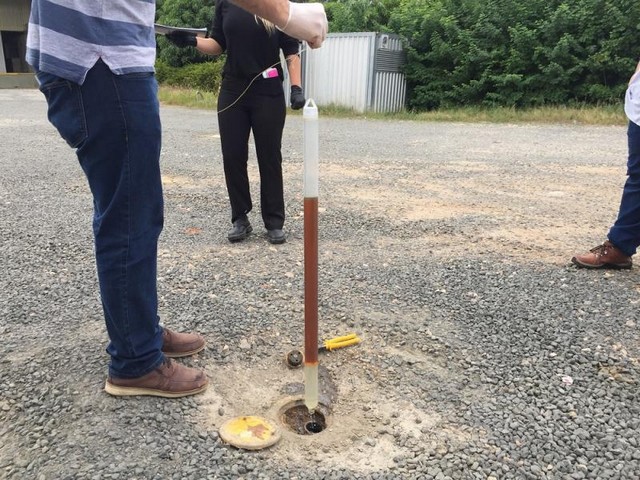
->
xmin=589 ymin=243 xmax=609 ymax=255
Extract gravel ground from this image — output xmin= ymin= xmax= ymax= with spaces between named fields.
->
xmin=1 ymin=89 xmax=639 ymax=480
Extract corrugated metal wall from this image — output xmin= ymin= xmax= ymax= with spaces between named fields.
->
xmin=371 ymin=34 xmax=406 ymax=113
xmin=0 ymin=0 xmax=30 ymax=31
xmin=302 ymin=32 xmax=406 ymax=113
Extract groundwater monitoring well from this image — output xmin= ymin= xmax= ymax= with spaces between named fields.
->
xmin=218 ymin=100 xmax=328 ymax=449
xmin=279 ymin=397 xmax=329 ymax=435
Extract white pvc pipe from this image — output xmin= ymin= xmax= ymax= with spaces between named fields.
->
xmin=303 ymin=99 xmax=319 ymax=198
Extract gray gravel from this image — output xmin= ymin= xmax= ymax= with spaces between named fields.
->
xmin=1 ymin=89 xmax=639 ymax=480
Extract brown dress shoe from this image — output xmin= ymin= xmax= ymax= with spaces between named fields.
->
xmin=571 ymin=241 xmax=633 ymax=269
xmin=105 ymin=358 xmax=208 ymax=398
xmin=162 ymin=328 xmax=206 ymax=358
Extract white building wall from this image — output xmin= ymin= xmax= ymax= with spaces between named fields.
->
xmin=0 ymin=0 xmax=30 ymax=30
xmin=0 ymin=0 xmax=31 ymax=74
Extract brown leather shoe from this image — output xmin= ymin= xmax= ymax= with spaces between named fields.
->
xmin=162 ymin=328 xmax=206 ymax=358
xmin=571 ymin=241 xmax=632 ymax=269
xmin=104 ymin=358 xmax=208 ymax=398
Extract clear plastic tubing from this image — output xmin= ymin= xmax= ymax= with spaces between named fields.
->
xmin=303 ymin=99 xmax=319 ymax=413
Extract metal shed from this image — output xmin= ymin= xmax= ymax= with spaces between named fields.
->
xmin=301 ymin=32 xmax=406 ymax=113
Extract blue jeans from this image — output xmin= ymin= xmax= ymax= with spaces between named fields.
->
xmin=608 ymin=120 xmax=640 ymax=257
xmin=37 ymin=60 xmax=165 ymax=378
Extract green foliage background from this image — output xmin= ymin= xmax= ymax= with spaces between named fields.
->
xmin=156 ymin=0 xmax=640 ymax=109
xmin=155 ymin=60 xmax=223 ymax=92
xmin=154 ymin=0 xmax=223 ymax=92
xmin=384 ymin=0 xmax=639 ymax=110
xmin=155 ymin=0 xmax=217 ymax=67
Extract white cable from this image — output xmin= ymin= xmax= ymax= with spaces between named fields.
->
xmin=217 ymin=46 xmax=308 ymax=115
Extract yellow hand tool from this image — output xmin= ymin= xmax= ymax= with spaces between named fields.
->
xmin=285 ymin=333 xmax=361 ymax=368
xmin=319 ymin=333 xmax=361 ymax=352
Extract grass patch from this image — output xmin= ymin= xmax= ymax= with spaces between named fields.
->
xmin=411 ymin=104 xmax=626 ymax=125
xmin=158 ymin=86 xmax=627 ymax=126
xmin=158 ymin=86 xmax=217 ymax=110
xmin=315 ymin=103 xmax=627 ymax=126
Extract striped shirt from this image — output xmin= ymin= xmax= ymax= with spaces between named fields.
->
xmin=26 ymin=0 xmax=157 ymax=85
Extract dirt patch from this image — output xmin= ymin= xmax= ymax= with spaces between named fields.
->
xmin=198 ymin=351 xmax=483 ymax=473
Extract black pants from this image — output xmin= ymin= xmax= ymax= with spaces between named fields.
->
xmin=217 ymin=86 xmax=286 ymax=230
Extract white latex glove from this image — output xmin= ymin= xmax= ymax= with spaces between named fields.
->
xmin=279 ymin=2 xmax=328 ymax=49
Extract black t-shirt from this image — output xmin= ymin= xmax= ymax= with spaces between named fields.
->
xmin=210 ymin=0 xmax=300 ymax=95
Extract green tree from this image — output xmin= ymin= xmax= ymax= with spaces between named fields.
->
xmin=325 ymin=0 xmax=401 ymax=33
xmin=156 ymin=0 xmax=216 ymax=67
xmin=389 ymin=0 xmax=640 ymax=110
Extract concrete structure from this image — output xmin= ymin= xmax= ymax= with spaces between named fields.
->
xmin=302 ymin=32 xmax=406 ymax=113
xmin=0 ymin=0 xmax=33 ymax=87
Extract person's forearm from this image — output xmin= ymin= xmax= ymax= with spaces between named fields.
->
xmin=231 ymin=0 xmax=289 ymax=28
xmin=196 ymin=37 xmax=223 ymax=56
xmin=286 ymin=55 xmax=301 ymax=86
xmin=230 ymin=0 xmax=327 ymax=48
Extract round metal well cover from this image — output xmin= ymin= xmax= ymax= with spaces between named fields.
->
xmin=219 ymin=416 xmax=281 ymax=450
